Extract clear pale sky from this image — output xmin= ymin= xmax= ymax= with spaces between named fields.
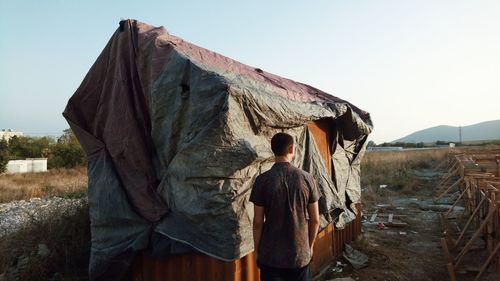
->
xmin=1 ymin=0 xmax=499 ymax=143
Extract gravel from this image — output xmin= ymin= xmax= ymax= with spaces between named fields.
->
xmin=0 ymin=197 xmax=86 ymax=237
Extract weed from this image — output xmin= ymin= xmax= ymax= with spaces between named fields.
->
xmin=0 ymin=166 xmax=87 ymax=203
xmin=361 ymin=149 xmax=449 ymax=203
xmin=0 ymin=202 xmax=90 ymax=280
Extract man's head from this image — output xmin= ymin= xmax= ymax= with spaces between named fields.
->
xmin=271 ymin=133 xmax=294 ymax=158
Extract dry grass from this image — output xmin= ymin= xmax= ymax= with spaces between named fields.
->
xmin=0 ymin=166 xmax=90 ymax=280
xmin=360 ymin=149 xmax=450 ymax=204
xmin=0 ymin=202 xmax=90 ymax=280
xmin=360 ymin=146 xmax=500 ymax=203
xmin=0 ymin=166 xmax=87 ymax=203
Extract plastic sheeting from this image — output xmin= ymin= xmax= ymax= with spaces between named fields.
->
xmin=63 ymin=20 xmax=373 ymax=280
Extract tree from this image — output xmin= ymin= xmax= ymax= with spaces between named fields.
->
xmin=48 ymin=129 xmax=85 ymax=169
xmin=0 ymin=138 xmax=8 ymax=173
xmin=6 ymin=135 xmax=55 ymax=159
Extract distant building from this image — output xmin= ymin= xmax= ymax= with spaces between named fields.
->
xmin=367 ymin=146 xmax=403 ymax=152
xmin=0 ymin=129 xmax=23 ymax=142
xmin=5 ymin=158 xmax=47 ymax=174
xmin=436 ymin=142 xmax=456 ymax=148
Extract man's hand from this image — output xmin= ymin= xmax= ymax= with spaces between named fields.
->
xmin=253 ymin=205 xmax=265 ymax=263
xmin=307 ymin=202 xmax=320 ymax=259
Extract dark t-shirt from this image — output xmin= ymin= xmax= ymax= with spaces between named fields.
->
xmin=249 ymin=162 xmax=320 ymax=268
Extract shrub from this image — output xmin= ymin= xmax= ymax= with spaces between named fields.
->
xmin=0 ymin=138 xmax=8 ymax=173
xmin=48 ymin=129 xmax=85 ymax=169
xmin=0 ymin=201 xmax=90 ymax=280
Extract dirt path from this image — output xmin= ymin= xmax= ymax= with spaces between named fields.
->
xmin=317 ymin=168 xmax=496 ymax=281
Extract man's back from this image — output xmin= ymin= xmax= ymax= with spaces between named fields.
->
xmin=250 ymin=162 xmax=320 ymax=268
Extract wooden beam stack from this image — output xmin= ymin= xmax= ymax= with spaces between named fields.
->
xmin=436 ymin=149 xmax=500 ymax=281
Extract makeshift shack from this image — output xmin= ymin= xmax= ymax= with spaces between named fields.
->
xmin=63 ymin=19 xmax=373 ymax=281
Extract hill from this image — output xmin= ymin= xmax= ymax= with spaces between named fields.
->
xmin=393 ymin=119 xmax=500 ymax=143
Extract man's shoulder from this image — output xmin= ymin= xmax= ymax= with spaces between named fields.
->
xmin=255 ymin=168 xmax=273 ymax=179
xmin=289 ymin=165 xmax=313 ymax=178
xmin=254 ymin=169 xmax=274 ymax=185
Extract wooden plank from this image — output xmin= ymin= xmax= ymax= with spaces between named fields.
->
xmin=388 ymin=214 xmax=394 ymax=223
xmin=307 ymin=120 xmax=332 ymax=176
xmin=370 ymin=213 xmax=378 ymax=222
xmin=474 ymin=242 xmax=500 ymax=281
xmin=447 ymin=262 xmax=458 ymax=281
xmin=454 ymin=196 xmax=487 ymax=249
xmin=365 ymin=214 xmax=406 ymax=218
xmin=455 ymin=206 xmax=496 ymax=268
xmin=435 ymin=177 xmax=462 ymax=203
xmin=444 ymin=181 xmax=469 ymax=219
xmin=440 ymin=238 xmax=453 ymax=263
xmin=384 ymin=222 xmax=408 ymax=227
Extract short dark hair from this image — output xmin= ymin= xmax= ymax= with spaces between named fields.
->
xmin=271 ymin=133 xmax=294 ymax=156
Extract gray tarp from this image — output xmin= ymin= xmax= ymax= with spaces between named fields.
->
xmin=63 ymin=20 xmax=373 ymax=280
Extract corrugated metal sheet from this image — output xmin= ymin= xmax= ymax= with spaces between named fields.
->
xmin=131 ymin=211 xmax=362 ymax=280
xmin=131 ymin=120 xmax=362 ymax=280
xmin=132 ymin=252 xmax=259 ymax=281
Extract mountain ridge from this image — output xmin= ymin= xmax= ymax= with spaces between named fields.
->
xmin=393 ymin=119 xmax=500 ymax=143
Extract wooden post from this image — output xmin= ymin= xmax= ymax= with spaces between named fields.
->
xmin=454 ymin=196 xmax=486 ymax=250
xmin=447 ymin=263 xmax=458 ymax=281
xmin=496 ymin=156 xmax=500 ymax=177
xmin=435 ymin=178 xmax=462 ymax=203
xmin=444 ymin=182 xmax=469 ymax=219
xmin=441 ymin=238 xmax=453 ymax=263
xmin=474 ymin=242 xmax=500 ymax=281
xmin=454 ymin=207 xmax=496 ymax=268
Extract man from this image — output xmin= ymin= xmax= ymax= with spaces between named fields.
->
xmin=250 ymin=132 xmax=321 ymax=281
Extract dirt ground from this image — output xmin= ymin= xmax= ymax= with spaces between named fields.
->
xmin=316 ymin=168 xmax=499 ymax=281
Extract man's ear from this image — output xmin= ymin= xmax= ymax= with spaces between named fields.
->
xmin=288 ymin=144 xmax=294 ymax=154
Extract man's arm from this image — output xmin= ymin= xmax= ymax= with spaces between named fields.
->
xmin=307 ymin=201 xmax=320 ymax=255
xmin=253 ymin=205 xmax=265 ymax=258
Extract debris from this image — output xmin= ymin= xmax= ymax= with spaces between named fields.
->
xmin=377 ymin=223 xmax=385 ymax=230
xmin=343 ymin=244 xmax=369 ymax=269
xmin=379 ymin=184 xmax=387 ymax=189
xmin=38 ymin=243 xmax=51 ymax=257
xmin=364 ymin=213 xmax=407 ymax=218
xmin=0 ymin=197 xmax=86 ymax=237
xmin=51 ymin=272 xmax=62 ymax=281
xmin=399 ymin=231 xmax=407 ymax=235
xmin=385 ymin=222 xmax=408 ymax=227
xmin=327 ymin=277 xmax=355 ymax=281
xmin=332 ymin=261 xmax=348 ymax=272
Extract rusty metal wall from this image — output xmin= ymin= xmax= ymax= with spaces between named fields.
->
xmin=131 ymin=120 xmax=363 ymax=280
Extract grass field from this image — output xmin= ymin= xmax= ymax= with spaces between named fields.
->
xmin=1 ymin=146 xmax=496 ymax=280
xmin=0 ymin=166 xmax=87 ymax=203
xmin=360 ymin=148 xmax=450 ymax=203
xmin=0 ymin=166 xmax=89 ymax=280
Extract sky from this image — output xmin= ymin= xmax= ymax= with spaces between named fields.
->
xmin=0 ymin=0 xmax=499 ymax=143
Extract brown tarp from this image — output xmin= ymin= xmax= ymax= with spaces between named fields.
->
xmin=63 ymin=19 xmax=372 ymax=280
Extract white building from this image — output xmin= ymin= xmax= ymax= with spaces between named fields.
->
xmin=366 ymin=146 xmax=404 ymax=152
xmin=5 ymin=158 xmax=47 ymax=174
xmin=0 ymin=129 xmax=23 ymax=142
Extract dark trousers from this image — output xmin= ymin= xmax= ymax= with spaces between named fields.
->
xmin=259 ymin=264 xmax=310 ymax=281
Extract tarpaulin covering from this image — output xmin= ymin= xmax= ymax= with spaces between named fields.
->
xmin=63 ymin=19 xmax=373 ymax=280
